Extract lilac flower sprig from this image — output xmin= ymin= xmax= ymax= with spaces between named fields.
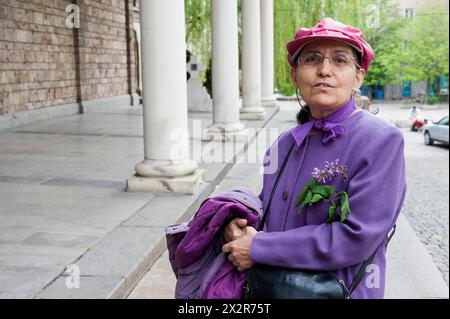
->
xmin=295 ymin=159 xmax=351 ymax=223
xmin=311 ymin=159 xmax=349 ymax=184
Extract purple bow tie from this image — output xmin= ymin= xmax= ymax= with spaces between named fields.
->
xmin=291 ymin=99 xmax=357 ymax=147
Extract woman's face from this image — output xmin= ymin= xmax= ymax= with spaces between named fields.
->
xmin=291 ymin=40 xmax=365 ymax=116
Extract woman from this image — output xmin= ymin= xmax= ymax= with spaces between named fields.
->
xmin=222 ymin=18 xmax=407 ymax=299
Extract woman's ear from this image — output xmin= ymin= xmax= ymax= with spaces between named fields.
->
xmin=353 ymin=68 xmax=366 ymax=91
xmin=290 ymin=67 xmax=298 ymax=87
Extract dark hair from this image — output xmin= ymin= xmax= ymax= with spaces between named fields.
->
xmin=352 ymin=48 xmax=362 ymax=69
xmin=296 ymin=105 xmax=311 ymax=124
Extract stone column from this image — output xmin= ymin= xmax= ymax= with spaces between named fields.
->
xmin=260 ymin=0 xmax=278 ymax=107
xmin=240 ymin=0 xmax=266 ymax=120
xmin=202 ymin=0 xmax=248 ymax=142
xmin=127 ymin=0 xmax=203 ymax=194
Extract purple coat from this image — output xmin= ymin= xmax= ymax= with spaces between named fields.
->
xmin=251 ymin=107 xmax=407 ymax=299
xmin=168 ymin=187 xmax=263 ymax=299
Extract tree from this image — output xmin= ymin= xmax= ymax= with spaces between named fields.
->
xmin=405 ymin=5 xmax=449 ymax=95
xmin=184 ymin=0 xmax=211 ymax=71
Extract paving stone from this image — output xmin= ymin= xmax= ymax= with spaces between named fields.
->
xmin=0 ymin=265 xmax=62 ymax=297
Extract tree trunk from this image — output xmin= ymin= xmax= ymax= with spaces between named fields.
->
xmin=435 ymin=77 xmax=441 ymax=95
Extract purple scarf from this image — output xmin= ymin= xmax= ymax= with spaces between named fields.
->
xmin=291 ymin=98 xmax=357 ymax=146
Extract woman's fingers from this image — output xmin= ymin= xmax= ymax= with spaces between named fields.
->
xmin=222 ymin=242 xmax=231 ymax=253
xmin=236 ymin=218 xmax=248 ymax=228
xmin=224 ymin=218 xmax=248 ymax=242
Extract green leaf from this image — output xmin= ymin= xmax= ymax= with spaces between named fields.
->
xmin=295 ymin=185 xmax=310 ymax=207
xmin=309 ymin=193 xmax=324 ymax=205
xmin=311 ymin=185 xmax=334 ymax=199
xmin=327 ymin=204 xmax=337 ymax=223
xmin=340 ymin=192 xmax=351 ymax=223
xmin=295 ymin=179 xmax=317 ymax=207
xmin=300 ymin=190 xmax=313 ymax=210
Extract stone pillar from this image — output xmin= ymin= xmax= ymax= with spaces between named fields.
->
xmin=202 ymin=0 xmax=248 ymax=141
xmin=260 ymin=0 xmax=278 ymax=108
xmin=127 ymin=0 xmax=203 ymax=194
xmin=240 ymin=0 xmax=266 ymax=120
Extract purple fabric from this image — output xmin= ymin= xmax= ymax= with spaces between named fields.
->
xmin=175 ymin=189 xmax=261 ymax=299
xmin=291 ymin=98 xmax=356 ymax=147
xmin=201 ymin=257 xmax=247 ymax=299
xmin=251 ymin=108 xmax=407 ymax=299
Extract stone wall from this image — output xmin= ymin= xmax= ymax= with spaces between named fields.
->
xmin=0 ymin=0 xmax=140 ymax=117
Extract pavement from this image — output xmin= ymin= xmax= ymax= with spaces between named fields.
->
xmin=0 ymin=100 xmax=448 ymax=299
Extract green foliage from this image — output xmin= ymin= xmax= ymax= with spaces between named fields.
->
xmin=184 ymin=0 xmax=449 ymax=98
xmin=185 ymin=0 xmax=211 ymax=61
xmin=272 ymin=0 xmax=448 ymax=96
xmin=425 ymin=95 xmax=439 ymax=105
xmin=295 ymin=179 xmax=318 ymax=208
xmin=185 ymin=0 xmax=211 ymax=85
xmin=295 ymin=179 xmax=350 ymax=223
xmin=404 ymin=5 xmax=449 ymax=93
xmin=340 ymin=192 xmax=351 ymax=222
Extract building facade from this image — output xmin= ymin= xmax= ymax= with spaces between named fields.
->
xmin=0 ymin=0 xmax=142 ymax=121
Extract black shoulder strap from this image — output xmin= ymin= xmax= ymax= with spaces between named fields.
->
xmin=259 ymin=143 xmax=295 ymax=230
xmin=349 ymin=225 xmax=397 ymax=294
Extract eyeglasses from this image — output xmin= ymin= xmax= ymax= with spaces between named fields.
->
xmin=298 ymin=52 xmax=361 ymax=69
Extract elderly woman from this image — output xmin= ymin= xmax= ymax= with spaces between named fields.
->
xmin=222 ymin=18 xmax=407 ymax=299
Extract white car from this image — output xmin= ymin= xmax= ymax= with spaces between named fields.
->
xmin=423 ymin=115 xmax=449 ymax=146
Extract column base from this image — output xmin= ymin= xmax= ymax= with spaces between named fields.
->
xmin=240 ymin=106 xmax=266 ymax=120
xmin=126 ymin=169 xmax=204 ymax=195
xmin=261 ymin=96 xmax=279 ymax=108
xmin=135 ymin=158 xmax=197 ymax=177
xmin=201 ymin=122 xmax=249 ymax=142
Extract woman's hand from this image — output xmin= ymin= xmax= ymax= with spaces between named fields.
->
xmin=222 ymin=226 xmax=257 ymax=272
xmin=223 ymin=218 xmax=248 ymax=243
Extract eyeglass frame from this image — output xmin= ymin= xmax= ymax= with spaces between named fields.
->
xmin=296 ymin=51 xmax=362 ymax=70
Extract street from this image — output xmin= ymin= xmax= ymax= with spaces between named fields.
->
xmin=375 ymin=102 xmax=449 ymax=285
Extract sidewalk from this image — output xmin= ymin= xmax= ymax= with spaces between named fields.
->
xmin=0 ymin=103 xmax=278 ymax=298
xmin=0 ymin=101 xmax=447 ymax=299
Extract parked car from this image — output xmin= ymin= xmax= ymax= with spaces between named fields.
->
xmin=423 ymin=115 xmax=449 ymax=145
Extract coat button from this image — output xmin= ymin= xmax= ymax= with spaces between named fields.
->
xmin=282 ymin=191 xmax=288 ymax=201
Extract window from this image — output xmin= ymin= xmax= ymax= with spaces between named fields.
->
xmin=438 ymin=116 xmax=449 ymax=126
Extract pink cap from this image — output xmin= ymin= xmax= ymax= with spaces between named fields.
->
xmin=287 ymin=18 xmax=375 ymax=71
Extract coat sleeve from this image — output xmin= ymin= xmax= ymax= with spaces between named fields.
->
xmin=250 ymin=126 xmax=407 ymax=271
